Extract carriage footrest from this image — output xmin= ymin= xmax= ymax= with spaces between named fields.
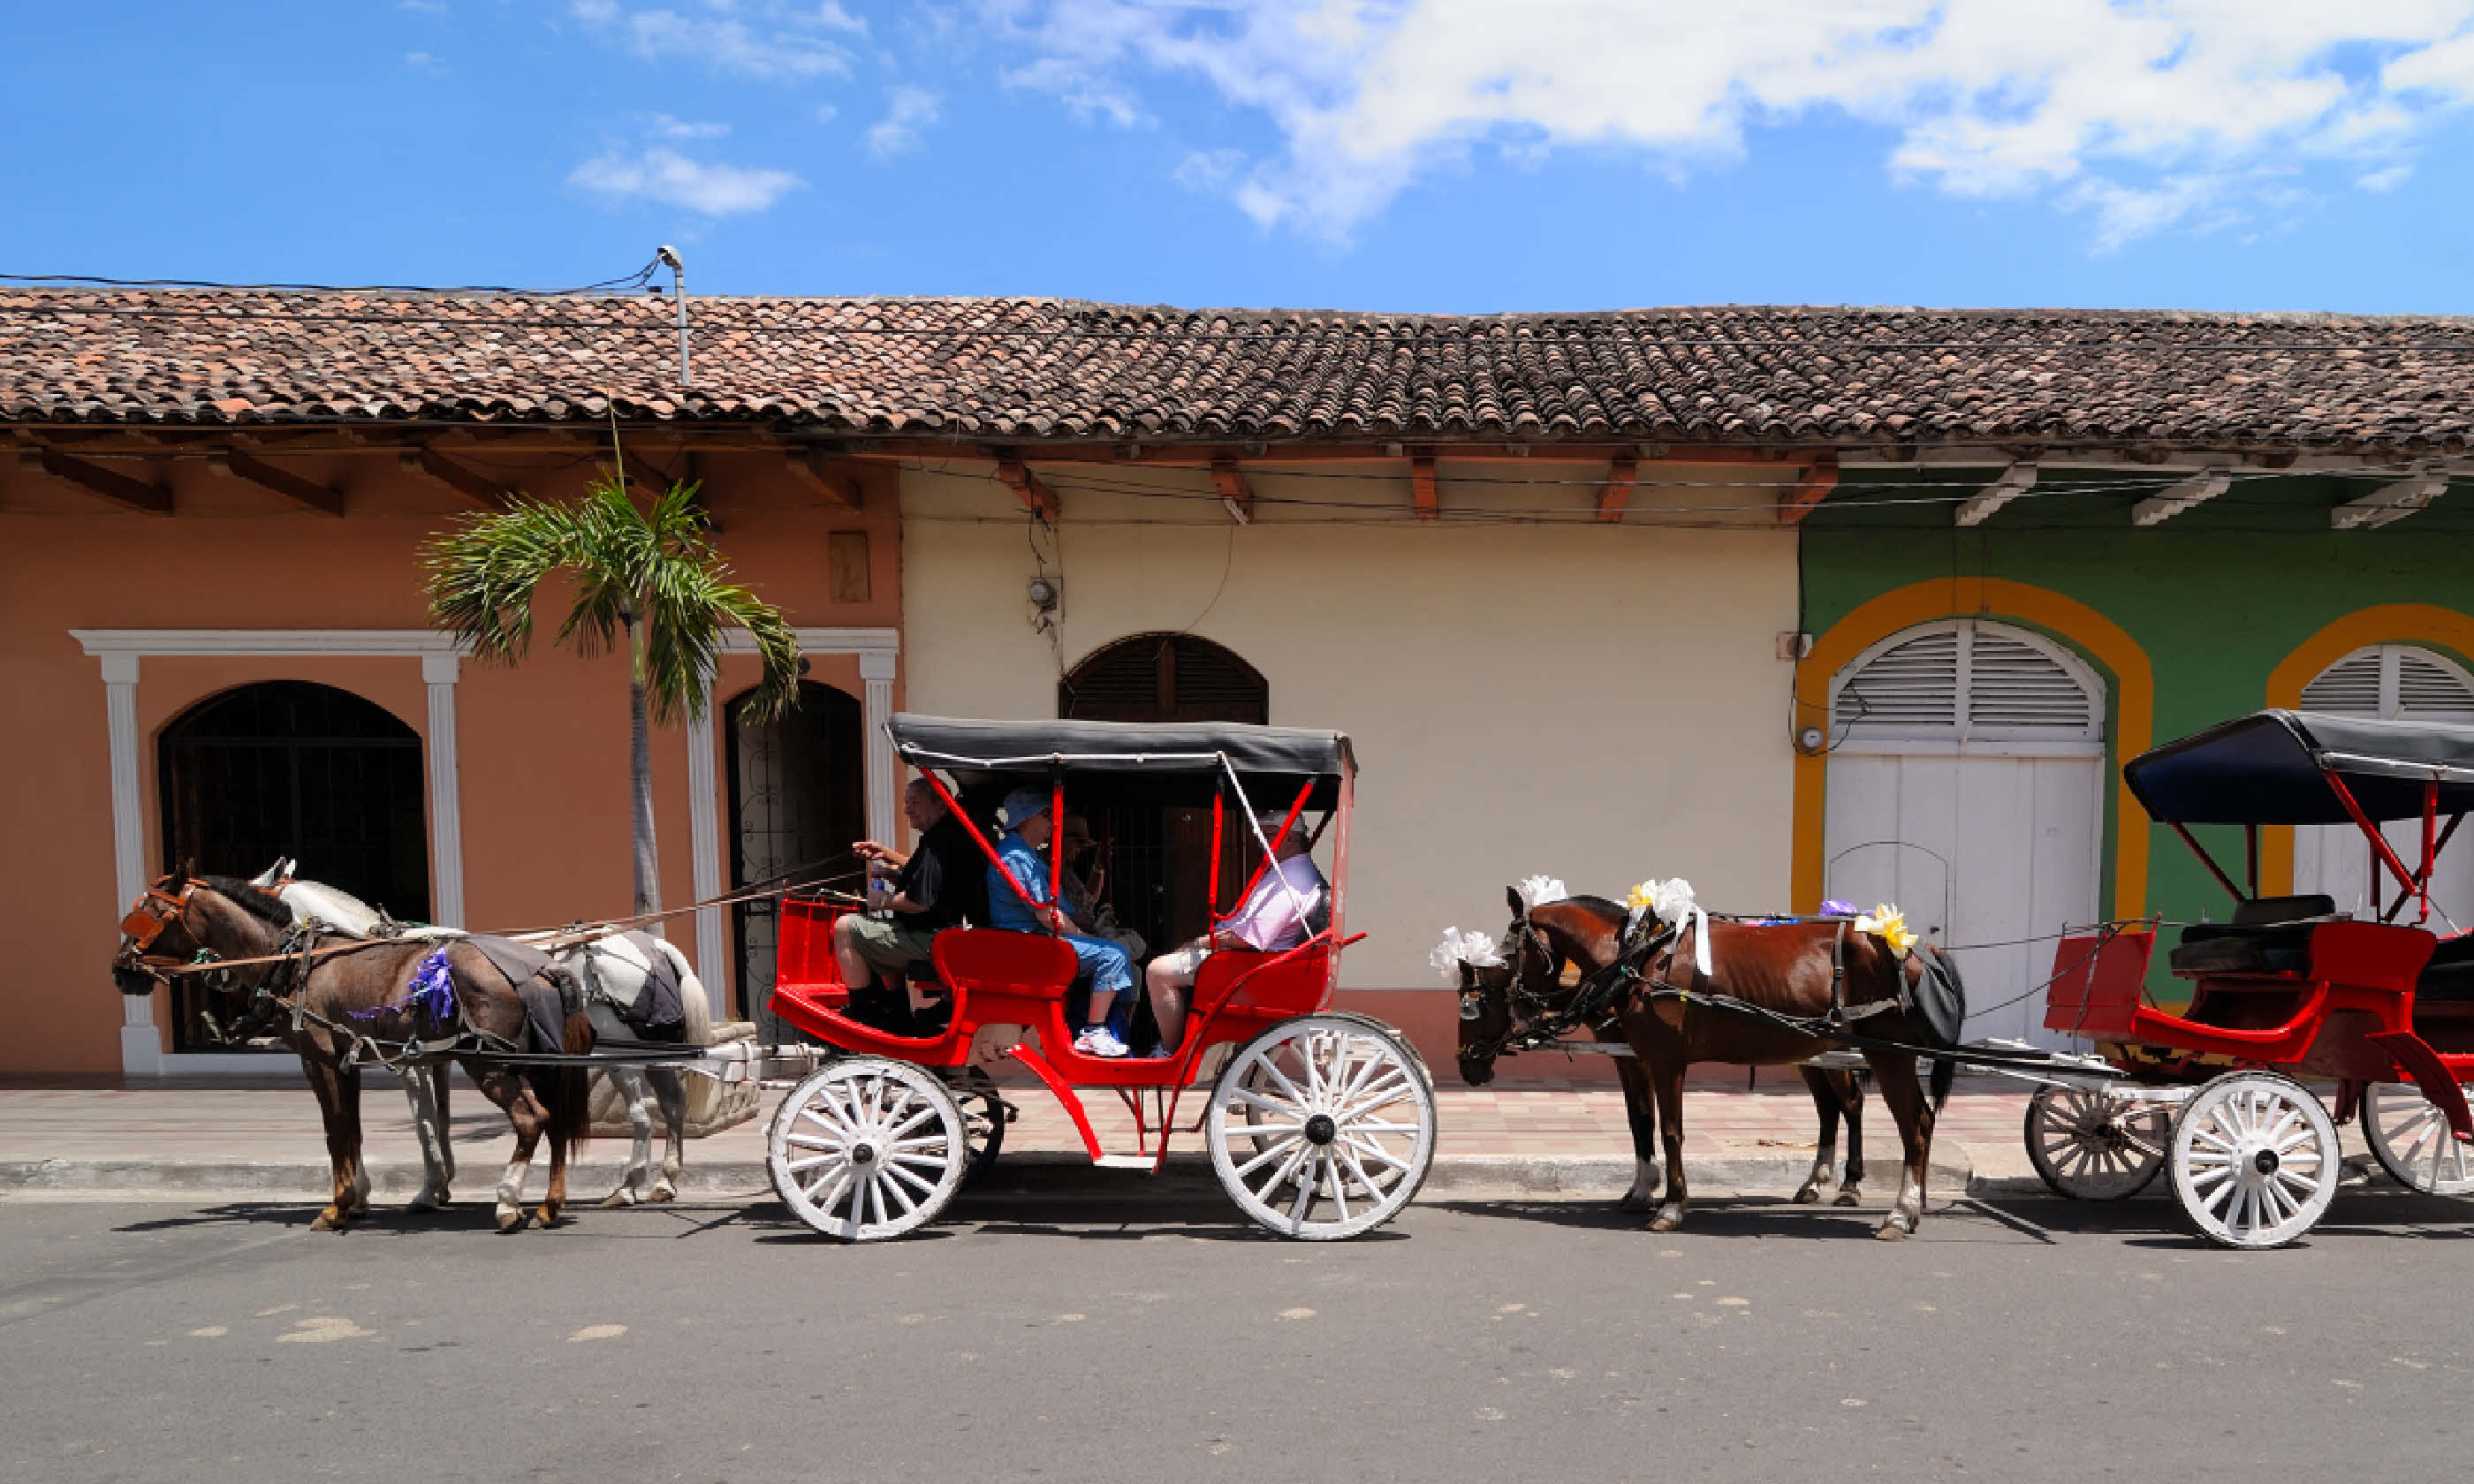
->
xmin=1094 ymin=1154 xmax=1159 ymax=1170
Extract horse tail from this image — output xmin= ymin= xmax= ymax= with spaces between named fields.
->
xmin=664 ymin=938 xmax=715 ymax=1045
xmin=1929 ymin=1053 xmax=1955 ymax=1112
xmin=546 ymin=964 xmax=594 ymax=1151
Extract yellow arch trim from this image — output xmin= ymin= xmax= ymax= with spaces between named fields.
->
xmin=2258 ymin=603 xmax=2474 ymax=895
xmin=1789 ymin=578 xmax=2154 ymax=920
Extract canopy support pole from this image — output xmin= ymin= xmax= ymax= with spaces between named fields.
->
xmin=2168 ymin=822 xmax=2247 ymax=905
xmin=917 ymin=769 xmax=1047 ymax=920
xmin=2327 ymin=770 xmax=2427 ymax=909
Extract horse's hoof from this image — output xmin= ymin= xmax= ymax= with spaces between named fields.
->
xmin=1833 ymin=1188 xmax=1863 ymax=1208
xmin=1647 ymin=1211 xmax=1684 ymax=1234
xmin=532 ymin=1207 xmax=563 ymax=1230
xmin=1617 ymin=1192 xmax=1651 ymax=1213
xmin=1872 ymin=1223 xmax=1909 ymax=1241
xmin=1791 ymin=1184 xmax=1823 ymax=1206
xmin=645 ymin=1187 xmax=676 ymax=1205
xmin=597 ymin=1190 xmax=635 ymax=1209
xmin=310 ymin=1208 xmax=346 ymax=1231
xmin=495 ymin=1209 xmax=525 ymax=1234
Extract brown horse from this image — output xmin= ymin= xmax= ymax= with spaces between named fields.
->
xmin=112 ymin=873 xmax=591 ymax=1232
xmin=1456 ymin=891 xmax=1871 ymax=1211
xmin=1461 ymin=891 xmax=1957 ymax=1238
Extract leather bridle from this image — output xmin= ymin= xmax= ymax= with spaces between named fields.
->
xmin=114 ymin=877 xmax=204 ymax=984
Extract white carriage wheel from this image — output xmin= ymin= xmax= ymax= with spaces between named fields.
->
xmin=2023 ymin=1085 xmax=2168 ymax=1200
xmin=1206 ymin=1015 xmax=1437 ymax=1241
xmin=2362 ymin=1080 xmax=2474 ymax=1198
xmin=2167 ymin=1071 xmax=2340 ymax=1250
xmin=767 ymin=1058 xmax=967 ymax=1242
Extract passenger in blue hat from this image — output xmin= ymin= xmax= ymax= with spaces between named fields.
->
xmin=988 ymin=787 xmax=1138 ymax=1057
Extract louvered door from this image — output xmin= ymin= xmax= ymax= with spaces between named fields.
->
xmin=2295 ymin=645 xmax=2474 ymax=928
xmin=1825 ymin=621 xmax=2105 ymax=1048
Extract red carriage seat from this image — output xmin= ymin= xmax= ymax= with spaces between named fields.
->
xmin=931 ymin=928 xmax=1079 ymax=1001
xmin=1195 ymin=942 xmax=1333 ymax=1018
xmin=773 ymin=897 xmax=854 ymax=1008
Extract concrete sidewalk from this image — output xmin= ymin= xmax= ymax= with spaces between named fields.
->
xmin=0 ymin=1066 xmax=2073 ymax=1207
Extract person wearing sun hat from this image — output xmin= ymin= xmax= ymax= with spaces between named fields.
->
xmin=986 ymin=786 xmax=1139 ymax=1057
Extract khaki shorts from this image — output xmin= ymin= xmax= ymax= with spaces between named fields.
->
xmin=842 ymin=914 xmax=939 ymax=974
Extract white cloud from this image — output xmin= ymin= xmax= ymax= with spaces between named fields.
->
xmin=985 ymin=0 xmax=2474 ymax=246
xmin=398 ymin=0 xmax=448 ymax=12
xmin=571 ymin=1 xmax=855 ymax=80
xmin=1172 ymin=148 xmax=1247 ymax=192
xmin=650 ymin=113 xmax=732 ymax=140
xmin=813 ymin=1 xmax=869 ymax=34
xmin=865 ymin=85 xmax=942 ymax=158
xmin=569 ymin=147 xmax=806 ymax=214
xmin=404 ymin=50 xmax=446 ymax=75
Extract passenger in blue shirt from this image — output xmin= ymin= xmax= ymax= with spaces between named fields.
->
xmin=988 ymin=788 xmax=1138 ymax=1057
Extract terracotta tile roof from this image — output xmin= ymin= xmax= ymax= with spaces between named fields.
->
xmin=5 ymin=288 xmax=2474 ymax=454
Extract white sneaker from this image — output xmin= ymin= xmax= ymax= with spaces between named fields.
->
xmin=1074 ymin=1026 xmax=1129 ymax=1058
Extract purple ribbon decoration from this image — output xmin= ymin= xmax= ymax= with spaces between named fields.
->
xmin=1818 ymin=899 xmax=1856 ymax=917
xmin=353 ymin=948 xmax=457 ymax=1026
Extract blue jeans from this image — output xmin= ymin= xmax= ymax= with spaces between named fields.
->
xmin=1065 ymin=934 xmax=1134 ymax=999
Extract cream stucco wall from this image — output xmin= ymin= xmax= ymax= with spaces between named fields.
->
xmin=899 ymin=460 xmax=1802 ymax=992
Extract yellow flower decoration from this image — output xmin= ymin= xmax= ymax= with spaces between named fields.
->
xmin=1856 ymin=904 xmax=1918 ymax=956
xmin=1625 ymin=881 xmax=1658 ymax=916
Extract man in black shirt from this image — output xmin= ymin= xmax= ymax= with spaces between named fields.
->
xmin=831 ymin=776 xmax=987 ymax=992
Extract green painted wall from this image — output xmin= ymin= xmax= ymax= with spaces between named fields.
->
xmin=1802 ymin=470 xmax=2474 ymax=998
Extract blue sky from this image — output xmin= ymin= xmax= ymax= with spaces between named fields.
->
xmin=11 ymin=2 xmax=2474 ymax=314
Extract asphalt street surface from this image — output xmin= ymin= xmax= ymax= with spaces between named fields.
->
xmin=4 ymin=1187 xmax=2471 ymax=1483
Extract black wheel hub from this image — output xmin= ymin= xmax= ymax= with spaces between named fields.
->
xmin=1304 ymin=1114 xmax=1337 ymax=1147
xmin=851 ymin=1143 xmax=878 ymax=1167
xmin=2253 ymin=1148 xmax=2280 ymax=1175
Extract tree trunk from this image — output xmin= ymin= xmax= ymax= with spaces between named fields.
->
xmin=630 ymin=674 xmax=663 ymax=928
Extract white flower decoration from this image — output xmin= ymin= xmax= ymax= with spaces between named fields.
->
xmin=1515 ymin=875 xmax=1568 ymax=912
xmin=1430 ymin=926 xmax=1506 ymax=980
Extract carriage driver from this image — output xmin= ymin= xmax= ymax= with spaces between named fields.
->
xmin=1143 ymin=816 xmax=1327 ymax=1058
xmin=835 ymin=776 xmax=987 ymax=996
xmin=988 ymin=788 xmax=1140 ymax=1058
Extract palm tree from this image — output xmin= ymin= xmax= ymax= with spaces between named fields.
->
xmin=423 ymin=473 xmax=801 ymax=921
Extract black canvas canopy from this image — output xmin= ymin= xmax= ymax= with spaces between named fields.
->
xmin=888 ymin=714 xmax=1354 ymax=806
xmin=2124 ymin=710 xmax=2474 ymax=825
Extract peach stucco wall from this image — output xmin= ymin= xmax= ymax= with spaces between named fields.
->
xmin=0 ymin=444 xmax=897 ymax=1073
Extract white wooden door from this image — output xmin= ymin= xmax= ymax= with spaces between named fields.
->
xmin=2293 ymin=646 xmax=2474 ymax=933
xmin=1823 ymin=621 xmax=2107 ymax=1049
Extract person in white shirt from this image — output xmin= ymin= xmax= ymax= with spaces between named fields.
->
xmin=1142 ymin=817 xmax=1325 ymax=1056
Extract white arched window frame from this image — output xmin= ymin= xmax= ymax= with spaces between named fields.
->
xmin=2299 ymin=644 xmax=2474 ymax=721
xmin=1827 ymin=619 xmax=2108 ymax=758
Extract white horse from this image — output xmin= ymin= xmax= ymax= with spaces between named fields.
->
xmin=249 ymin=859 xmax=716 ymax=1211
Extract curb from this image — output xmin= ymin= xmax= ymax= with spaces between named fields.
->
xmin=0 ymin=1148 xmax=1988 ymax=1206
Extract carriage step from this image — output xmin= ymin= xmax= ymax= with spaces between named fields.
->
xmin=1093 ymin=1155 xmax=1161 ymax=1170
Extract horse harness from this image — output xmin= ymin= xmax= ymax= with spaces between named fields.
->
xmin=1468 ymin=912 xmax=1922 ymax=1065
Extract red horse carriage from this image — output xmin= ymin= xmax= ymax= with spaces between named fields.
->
xmin=760 ymin=714 xmax=1437 ymax=1242
xmin=2022 ymin=709 xmax=2474 ymax=1246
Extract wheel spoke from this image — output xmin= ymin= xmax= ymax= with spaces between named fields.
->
xmin=1229 ymin=1086 xmax=1307 ymax=1121
xmin=1234 ymin=1134 xmax=1303 ymax=1180
xmin=884 ymin=1160 xmax=939 ymax=1197
xmin=1287 ymin=1159 xmax=1318 ymax=1226
xmin=1250 ymin=1141 xmax=1310 ymax=1204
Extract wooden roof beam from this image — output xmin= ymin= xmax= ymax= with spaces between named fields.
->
xmin=20 ymin=448 xmax=172 ymax=515
xmin=1210 ymin=457 xmax=1254 ymax=524
xmin=1953 ymin=463 xmax=2038 ymax=526
xmin=2129 ymin=469 xmax=2231 ymax=527
xmin=1595 ymin=454 xmax=1637 ymax=523
xmin=785 ymin=447 xmax=862 ymax=509
xmin=207 ymin=448 xmax=345 ymax=517
xmin=401 ymin=447 xmax=512 ymax=510
xmin=2332 ymin=471 xmax=2449 ymax=530
xmin=1776 ymin=453 xmax=1840 ymax=524
xmin=1410 ymin=450 xmax=1438 ymax=520
xmin=994 ymin=457 xmax=1061 ymax=521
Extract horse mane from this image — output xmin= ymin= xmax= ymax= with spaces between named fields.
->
xmin=198 ymin=874 xmax=293 ymax=928
xmin=1563 ymin=894 xmax=1625 ymax=920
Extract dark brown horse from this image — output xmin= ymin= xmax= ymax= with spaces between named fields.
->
xmin=1454 ymin=890 xmax=1860 ymax=1216
xmin=112 ymin=873 xmax=591 ymax=1232
xmin=1456 ymin=891 xmax=1871 ymax=1211
xmin=1461 ymin=891 xmax=1957 ymax=1238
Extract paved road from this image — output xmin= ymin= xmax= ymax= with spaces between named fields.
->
xmin=4 ymin=1188 xmax=2471 ymax=1483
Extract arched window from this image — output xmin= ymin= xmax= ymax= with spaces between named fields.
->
xmin=1831 ymin=619 xmax=2101 ymax=747
xmin=2300 ymin=644 xmax=2474 ymax=720
xmin=1059 ymin=633 xmax=1268 ymax=724
xmin=157 ymin=681 xmax=428 ymax=1051
xmin=727 ymin=680 xmax=863 ymax=1034
xmin=2295 ymin=646 xmax=2474 ymax=923
xmin=1058 ymin=633 xmax=1270 ymax=951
